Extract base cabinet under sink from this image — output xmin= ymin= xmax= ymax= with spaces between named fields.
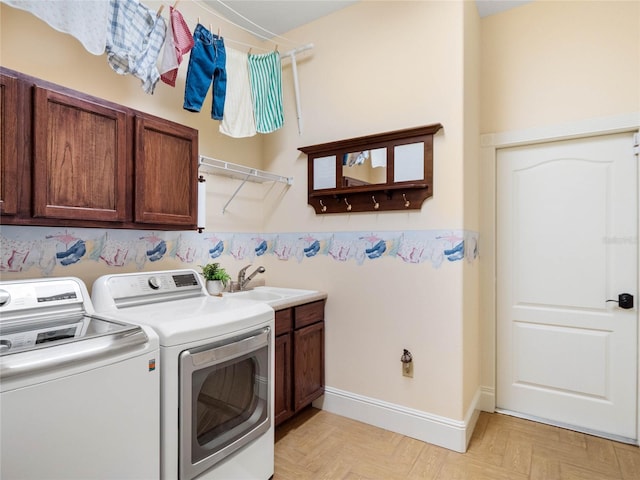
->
xmin=274 ymin=299 xmax=325 ymax=426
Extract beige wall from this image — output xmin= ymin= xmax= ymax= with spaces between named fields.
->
xmin=261 ymin=0 xmax=474 ymax=420
xmin=265 ymin=0 xmax=467 ymax=232
xmin=462 ymin=0 xmax=482 ymax=417
xmin=479 ymin=0 xmax=640 ymax=393
xmin=481 ymin=0 xmax=640 ymax=133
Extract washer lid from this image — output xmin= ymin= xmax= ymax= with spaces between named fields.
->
xmin=0 ymin=277 xmax=149 ymax=360
xmin=0 ymin=313 xmax=144 ymax=356
xmin=0 ymin=315 xmax=149 ymax=381
xmin=96 ymin=295 xmax=273 ymax=347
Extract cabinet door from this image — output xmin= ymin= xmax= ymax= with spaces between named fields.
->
xmin=134 ymin=116 xmax=198 ymax=227
xmin=32 ymin=86 xmax=129 ymax=221
xmin=294 ymin=321 xmax=325 ymax=412
xmin=1 ymin=72 xmax=19 ymax=215
xmin=274 ymin=333 xmax=293 ymax=426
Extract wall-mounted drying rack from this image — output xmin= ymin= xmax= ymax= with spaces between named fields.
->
xmin=199 ymin=156 xmax=293 ymax=213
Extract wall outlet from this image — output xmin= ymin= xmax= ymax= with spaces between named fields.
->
xmin=402 ymin=362 xmax=413 ymax=378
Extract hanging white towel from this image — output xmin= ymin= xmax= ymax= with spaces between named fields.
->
xmin=1 ymin=0 xmax=109 ymax=55
xmin=220 ymin=48 xmax=257 ymax=138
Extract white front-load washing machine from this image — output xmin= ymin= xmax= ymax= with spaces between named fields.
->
xmin=91 ymin=269 xmax=275 ymax=480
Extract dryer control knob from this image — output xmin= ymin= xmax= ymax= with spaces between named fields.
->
xmin=148 ymin=277 xmax=160 ymax=290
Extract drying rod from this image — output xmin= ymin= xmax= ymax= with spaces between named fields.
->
xmin=280 ymin=43 xmax=314 ymax=135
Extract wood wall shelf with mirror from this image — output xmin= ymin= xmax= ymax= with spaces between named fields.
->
xmin=299 ymin=124 xmax=442 ymax=214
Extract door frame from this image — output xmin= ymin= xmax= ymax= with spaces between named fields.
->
xmin=479 ymin=112 xmax=640 ymax=445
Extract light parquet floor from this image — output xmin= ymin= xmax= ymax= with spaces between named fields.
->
xmin=274 ymin=407 xmax=640 ymax=480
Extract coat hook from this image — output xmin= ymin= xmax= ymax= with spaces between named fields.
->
xmin=403 ymin=193 xmax=410 ymax=208
xmin=344 ymin=198 xmax=352 ymax=211
xmin=319 ymin=199 xmax=327 ymax=212
xmin=372 ymin=195 xmax=379 ymax=210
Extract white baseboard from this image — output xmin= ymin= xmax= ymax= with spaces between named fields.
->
xmin=313 ymin=386 xmax=487 ymax=453
xmin=478 ymin=385 xmax=495 ymax=412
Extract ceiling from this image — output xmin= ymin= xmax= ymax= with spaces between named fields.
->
xmin=203 ymin=0 xmax=534 ymax=39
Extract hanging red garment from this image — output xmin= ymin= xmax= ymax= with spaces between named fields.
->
xmin=160 ymin=5 xmax=195 ymax=87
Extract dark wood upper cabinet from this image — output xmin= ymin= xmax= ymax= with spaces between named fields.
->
xmin=0 ymin=71 xmax=19 ymax=215
xmin=0 ymin=67 xmax=199 ymax=230
xmin=32 ymin=86 xmax=130 ymax=222
xmin=134 ymin=115 xmax=198 ymax=226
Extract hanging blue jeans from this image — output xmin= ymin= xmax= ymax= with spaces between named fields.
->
xmin=183 ymin=24 xmax=226 ymax=120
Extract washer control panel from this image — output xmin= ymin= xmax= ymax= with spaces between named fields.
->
xmin=92 ymin=270 xmax=205 ymax=309
xmin=0 ymin=279 xmax=85 ymax=314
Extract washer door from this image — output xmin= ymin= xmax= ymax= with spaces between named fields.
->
xmin=179 ymin=328 xmax=271 ymax=480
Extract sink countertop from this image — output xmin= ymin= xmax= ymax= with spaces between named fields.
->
xmin=222 ymin=287 xmax=327 ymax=311
xmin=268 ymin=290 xmax=328 ymax=311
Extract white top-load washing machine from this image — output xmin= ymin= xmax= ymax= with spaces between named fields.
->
xmin=91 ymin=269 xmax=275 ymax=480
xmin=0 ymin=277 xmax=160 ymax=480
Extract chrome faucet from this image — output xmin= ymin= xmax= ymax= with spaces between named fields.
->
xmin=237 ymin=265 xmax=266 ymax=290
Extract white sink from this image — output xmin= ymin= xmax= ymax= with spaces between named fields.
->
xmin=223 ymin=286 xmax=319 ymax=306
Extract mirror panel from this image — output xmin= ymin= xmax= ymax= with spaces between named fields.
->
xmin=394 ymin=142 xmax=424 ymax=183
xmin=313 ymin=155 xmax=336 ymax=190
xmin=342 ymin=148 xmax=387 ymax=187
xmin=300 ymin=124 xmax=442 ymax=214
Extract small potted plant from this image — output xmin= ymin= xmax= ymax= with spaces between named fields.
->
xmin=200 ymin=263 xmax=231 ymax=295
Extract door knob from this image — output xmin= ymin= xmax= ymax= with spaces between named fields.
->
xmin=606 ymin=293 xmax=634 ymax=309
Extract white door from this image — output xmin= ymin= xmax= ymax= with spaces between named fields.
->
xmin=497 ymin=132 xmax=638 ymax=441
